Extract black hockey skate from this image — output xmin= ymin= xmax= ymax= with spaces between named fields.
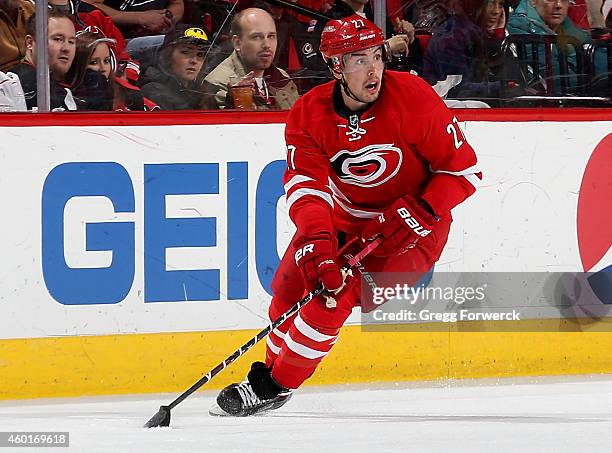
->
xmin=210 ymin=362 xmax=293 ymax=417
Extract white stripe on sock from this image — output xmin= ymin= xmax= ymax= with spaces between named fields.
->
xmin=284 ymin=332 xmax=329 ymax=359
xmin=294 ymin=314 xmax=337 ymax=343
xmin=266 ymin=336 xmax=281 ymax=355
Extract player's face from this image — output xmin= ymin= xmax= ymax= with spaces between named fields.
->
xmin=170 ymin=44 xmax=205 ymax=84
xmin=233 ymin=11 xmax=277 ymax=72
xmin=48 ymin=17 xmax=76 ymax=80
xmin=341 ymin=46 xmax=385 ymax=103
xmin=87 ymin=42 xmax=113 ymax=80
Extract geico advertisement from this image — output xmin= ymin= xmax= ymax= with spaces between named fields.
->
xmin=0 ymin=124 xmax=295 ymax=339
xmin=0 ymin=122 xmax=610 ymax=339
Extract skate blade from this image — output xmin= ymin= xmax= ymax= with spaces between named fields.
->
xmin=208 ymin=401 xmax=232 ymax=417
xmin=208 ymin=400 xmax=278 ymax=417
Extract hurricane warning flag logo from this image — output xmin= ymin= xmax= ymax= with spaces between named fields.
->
xmin=577 ymin=133 xmax=612 ymax=303
xmin=330 ymin=144 xmax=402 ymax=187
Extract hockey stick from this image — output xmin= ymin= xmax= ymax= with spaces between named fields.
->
xmin=144 ymin=238 xmax=381 ymax=428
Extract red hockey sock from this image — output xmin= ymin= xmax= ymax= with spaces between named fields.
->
xmin=265 ymin=312 xmax=296 ymax=366
xmin=270 ymin=312 xmax=340 ymax=389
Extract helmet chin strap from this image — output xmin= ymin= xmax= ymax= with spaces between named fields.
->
xmin=339 ymin=72 xmax=370 ymax=107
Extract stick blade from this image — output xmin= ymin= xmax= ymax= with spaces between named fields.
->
xmin=144 ymin=405 xmax=171 ymax=428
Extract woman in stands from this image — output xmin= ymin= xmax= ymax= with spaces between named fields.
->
xmin=67 ymin=26 xmax=156 ymax=110
xmin=67 ymin=27 xmax=113 ymax=110
xmin=422 ymin=0 xmax=518 ymax=102
xmin=139 ymin=25 xmax=217 ymax=110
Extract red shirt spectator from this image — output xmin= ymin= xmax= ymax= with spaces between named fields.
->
xmin=568 ymin=0 xmax=590 ymax=29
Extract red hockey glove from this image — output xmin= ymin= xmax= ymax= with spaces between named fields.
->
xmin=294 ymin=233 xmax=344 ymax=293
xmin=361 ymin=195 xmax=439 ymax=257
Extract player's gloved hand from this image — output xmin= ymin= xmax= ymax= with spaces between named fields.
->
xmin=361 ymin=195 xmax=439 ymax=257
xmin=294 ymin=233 xmax=344 ymax=294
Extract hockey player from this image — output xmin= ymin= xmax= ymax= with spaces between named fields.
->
xmin=212 ymin=15 xmax=481 ymax=417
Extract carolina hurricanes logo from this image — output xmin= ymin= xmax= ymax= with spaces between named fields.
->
xmin=302 ymin=43 xmax=314 ymax=56
xmin=330 ymin=144 xmax=402 ymax=187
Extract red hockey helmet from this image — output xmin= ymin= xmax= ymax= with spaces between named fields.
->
xmin=319 ymin=15 xmax=387 ymax=72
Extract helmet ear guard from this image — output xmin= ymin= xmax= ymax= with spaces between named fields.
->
xmin=323 ymin=55 xmax=342 ymax=73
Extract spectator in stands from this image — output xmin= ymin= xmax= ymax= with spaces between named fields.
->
xmin=423 ymin=0 xmax=515 ymax=100
xmin=83 ymin=0 xmax=183 ymax=37
xmin=67 ymin=28 xmax=157 ymax=110
xmin=9 ymin=9 xmax=78 ymax=110
xmin=204 ymin=8 xmax=299 ymax=110
xmin=508 ymin=0 xmax=588 ymax=37
xmin=404 ymin=0 xmax=452 ymax=30
xmin=507 ymin=0 xmax=603 ymax=92
xmin=67 ymin=28 xmax=114 ymax=110
xmin=0 ymin=0 xmax=35 ymax=72
xmin=234 ymin=1 xmax=327 ymax=91
xmin=49 ymin=0 xmax=127 ymax=55
xmin=113 ymin=57 xmax=159 ymax=110
xmin=139 ymin=25 xmax=216 ymax=109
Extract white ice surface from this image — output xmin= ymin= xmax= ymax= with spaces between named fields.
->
xmin=1 ymin=375 xmax=611 ymax=453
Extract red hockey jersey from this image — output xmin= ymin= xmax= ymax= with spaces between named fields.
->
xmin=283 ymin=70 xmax=481 ymax=236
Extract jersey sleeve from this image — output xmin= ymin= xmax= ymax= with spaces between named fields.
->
xmin=283 ymin=99 xmax=335 ymax=236
xmin=412 ymin=93 xmax=482 ymax=215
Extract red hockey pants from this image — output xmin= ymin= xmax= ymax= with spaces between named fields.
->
xmin=266 ymin=230 xmax=446 ymax=390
